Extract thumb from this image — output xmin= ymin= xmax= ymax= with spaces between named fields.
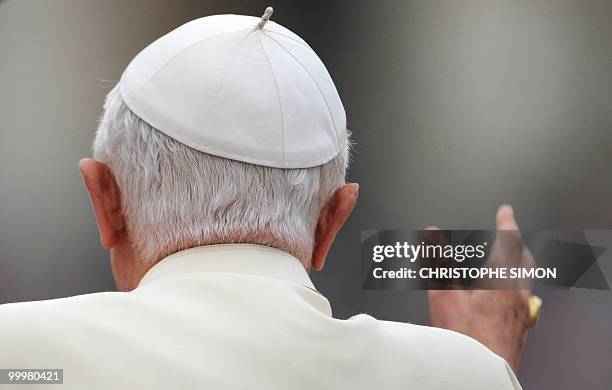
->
xmin=496 ymin=204 xmax=518 ymax=230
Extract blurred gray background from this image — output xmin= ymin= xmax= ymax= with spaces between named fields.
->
xmin=1 ymin=0 xmax=611 ymax=388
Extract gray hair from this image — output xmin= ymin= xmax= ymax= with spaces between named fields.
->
xmin=93 ymin=85 xmax=350 ymax=264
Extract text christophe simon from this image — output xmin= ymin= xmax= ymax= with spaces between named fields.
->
xmin=371 ymin=242 xmax=557 ymax=280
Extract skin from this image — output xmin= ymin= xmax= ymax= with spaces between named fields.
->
xmin=80 ymin=158 xmax=530 ymax=371
xmin=428 ymin=205 xmax=532 ymax=372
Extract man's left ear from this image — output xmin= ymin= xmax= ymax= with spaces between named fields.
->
xmin=79 ymin=158 xmax=125 ymax=249
xmin=311 ymin=183 xmax=359 ymax=271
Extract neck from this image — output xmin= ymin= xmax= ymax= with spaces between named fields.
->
xmin=111 ymin=234 xmax=312 ymax=291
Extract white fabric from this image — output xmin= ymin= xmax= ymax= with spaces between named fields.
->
xmin=119 ymin=14 xmax=347 ymax=168
xmin=0 ymin=244 xmax=521 ymax=389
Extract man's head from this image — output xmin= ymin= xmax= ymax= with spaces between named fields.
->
xmin=79 ymin=12 xmax=357 ymax=290
xmin=80 ymin=86 xmax=357 ymax=290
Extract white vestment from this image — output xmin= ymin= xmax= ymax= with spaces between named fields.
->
xmin=0 ymin=244 xmax=521 ymax=389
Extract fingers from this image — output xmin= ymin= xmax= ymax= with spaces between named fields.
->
xmin=420 ymin=226 xmax=446 ymax=289
xmin=486 ymin=205 xmax=534 ymax=291
xmin=420 ymin=225 xmax=441 ymax=247
xmin=494 ymin=204 xmax=523 ymax=261
xmin=420 ymin=226 xmax=462 ymax=289
xmin=496 ymin=204 xmax=518 ymax=230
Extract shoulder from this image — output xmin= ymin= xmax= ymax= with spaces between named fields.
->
xmin=0 ymin=290 xmax=127 ymax=325
xmin=347 ymin=314 xmax=522 ymax=390
xmin=0 ymin=292 xmax=128 ymax=366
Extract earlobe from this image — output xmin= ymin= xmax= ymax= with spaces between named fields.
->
xmin=311 ymin=183 xmax=359 ymax=271
xmin=79 ymin=158 xmax=125 ymax=250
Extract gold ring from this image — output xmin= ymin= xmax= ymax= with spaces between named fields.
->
xmin=527 ymin=295 xmax=542 ymax=329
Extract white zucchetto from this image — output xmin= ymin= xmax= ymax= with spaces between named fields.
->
xmin=119 ymin=8 xmax=347 ymax=168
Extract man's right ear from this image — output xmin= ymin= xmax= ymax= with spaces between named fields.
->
xmin=79 ymin=158 xmax=124 ymax=250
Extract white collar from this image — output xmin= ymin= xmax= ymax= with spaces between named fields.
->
xmin=139 ymin=244 xmax=317 ymax=291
